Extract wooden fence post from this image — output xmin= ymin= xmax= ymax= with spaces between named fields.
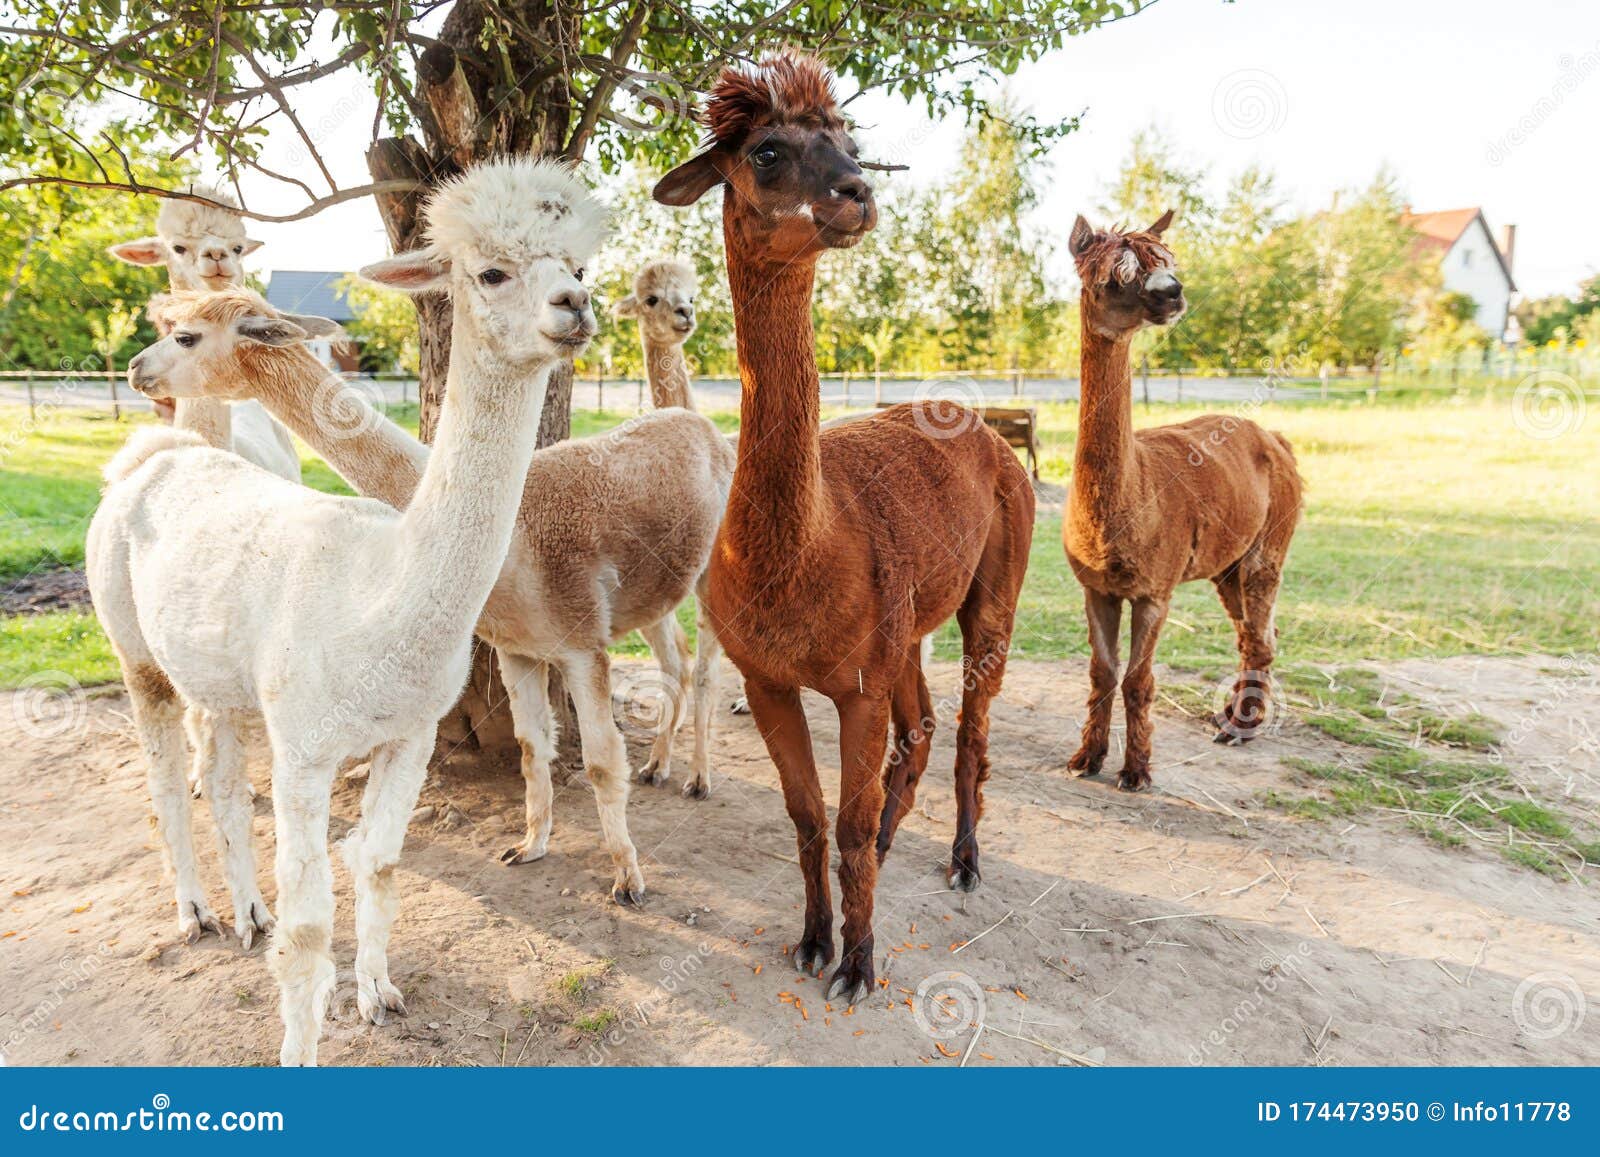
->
xmin=1140 ymin=356 xmax=1150 ymax=406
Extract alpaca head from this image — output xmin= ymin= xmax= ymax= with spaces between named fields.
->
xmin=109 ymin=184 xmax=264 ymax=291
xmin=359 ymin=157 xmax=606 ymax=367
xmin=614 ymin=259 xmax=698 ymax=345
xmin=128 ymin=288 xmax=342 ymax=401
xmin=1069 ymin=211 xmax=1185 ymax=338
xmin=653 ymin=50 xmax=876 ymax=266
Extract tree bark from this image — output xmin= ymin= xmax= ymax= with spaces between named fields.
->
xmin=364 ymin=0 xmax=581 ymax=763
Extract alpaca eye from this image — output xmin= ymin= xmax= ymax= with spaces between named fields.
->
xmin=172 ymin=245 xmax=187 ymax=255
xmin=645 ymin=296 xmax=659 ymax=307
xmin=175 ymin=332 xmax=199 ymax=348
xmin=232 ymin=246 xmax=243 ymax=255
xmin=752 ymin=145 xmax=778 ymax=169
xmin=574 ymin=267 xmax=585 ymax=282
xmin=478 ymin=268 xmax=507 ymax=286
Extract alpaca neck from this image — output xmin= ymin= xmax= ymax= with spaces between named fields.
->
xmin=1072 ymin=316 xmax=1141 ymax=524
xmin=724 ymin=237 xmax=824 ymax=554
xmin=246 ymin=347 xmax=429 ymax=509
xmin=172 ymin=397 xmax=232 ymax=450
xmin=642 ymin=336 xmax=694 ymax=410
xmin=388 ymin=319 xmax=550 ymax=644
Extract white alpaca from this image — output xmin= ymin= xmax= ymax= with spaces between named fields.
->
xmin=144 ymin=280 xmax=733 ymax=873
xmin=109 ymin=183 xmax=301 ymax=484
xmin=86 ymin=158 xmax=607 ymax=1066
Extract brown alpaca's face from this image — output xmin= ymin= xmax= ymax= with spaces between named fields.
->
xmin=1070 ymin=211 xmax=1186 ymax=338
xmin=655 ymin=117 xmax=877 ymax=264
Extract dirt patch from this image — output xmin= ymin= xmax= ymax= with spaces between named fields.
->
xmin=1 ymin=657 xmax=1595 ymax=1067
xmin=2 ymin=567 xmax=92 ymax=616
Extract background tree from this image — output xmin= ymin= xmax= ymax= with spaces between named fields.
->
xmin=337 ymin=274 xmax=421 ymax=375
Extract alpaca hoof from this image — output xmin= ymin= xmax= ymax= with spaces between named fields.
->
xmin=1212 ymin=728 xmax=1245 ymax=746
xmin=189 ymin=779 xmax=205 ymax=801
xmin=792 ymin=936 xmax=833 ymax=977
xmin=635 ymin=759 xmax=669 ymax=787
xmin=947 ymin=862 xmax=982 ymax=893
xmin=235 ymin=900 xmax=275 ymax=950
xmin=681 ymin=778 xmax=710 ymax=800
xmin=178 ymin=897 xmax=223 ymax=943
xmin=358 ymin=976 xmax=407 ymax=1025
xmin=500 ymin=840 xmax=548 ymax=866
xmin=729 ymin=697 xmax=751 ymax=715
xmin=278 ymin=1039 xmax=319 ymax=1067
xmin=825 ymin=957 xmax=873 ymax=1007
xmin=1066 ymin=745 xmax=1106 ymax=778
xmin=611 ymin=881 xmax=646 ymax=907
xmin=1116 ymin=768 xmax=1152 ymax=792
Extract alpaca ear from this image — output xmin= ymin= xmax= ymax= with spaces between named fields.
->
xmin=1148 ymin=209 xmax=1175 ymax=237
xmin=1069 ymin=215 xmax=1096 ymax=257
xmin=235 ymin=314 xmax=309 ymax=348
xmin=613 ymin=294 xmax=640 ymax=318
xmin=145 ymin=293 xmax=177 ymax=328
xmin=240 ymin=237 xmax=265 ymax=256
xmin=653 ymin=150 xmax=725 ymax=206
xmin=278 ymin=313 xmax=343 ymax=339
xmin=109 ymin=237 xmax=168 ymax=266
xmin=358 ymin=247 xmax=450 ymax=294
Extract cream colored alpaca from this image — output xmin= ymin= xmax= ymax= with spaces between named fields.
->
xmin=146 ymin=284 xmax=732 ymax=866
xmin=614 ymin=258 xmax=699 ymax=409
xmin=109 ymin=183 xmax=301 ymax=484
xmin=86 ymin=159 xmax=606 ymax=1066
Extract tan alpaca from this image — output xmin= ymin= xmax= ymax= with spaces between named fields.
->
xmin=614 ymin=259 xmax=699 ymax=410
xmin=1063 ymin=212 xmax=1304 ymax=791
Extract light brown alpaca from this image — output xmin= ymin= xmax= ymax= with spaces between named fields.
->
xmin=655 ymin=52 xmax=1035 ymax=1004
xmin=150 ymin=286 xmax=735 ymax=906
xmin=1063 ymin=212 xmax=1303 ymax=791
xmin=614 ymin=259 xmax=698 ymax=409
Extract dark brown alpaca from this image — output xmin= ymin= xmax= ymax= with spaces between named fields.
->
xmin=1064 ymin=212 xmax=1304 ymax=791
xmin=655 ymin=51 xmax=1034 ymax=1004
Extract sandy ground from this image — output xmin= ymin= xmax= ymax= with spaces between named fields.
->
xmin=2 ymin=656 xmax=1596 ymax=1067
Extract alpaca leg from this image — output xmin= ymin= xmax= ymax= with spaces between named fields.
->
xmin=829 ymin=692 xmax=891 ymax=1006
xmin=1119 ymin=596 xmax=1170 ymax=791
xmin=567 ymin=650 xmax=646 ymax=905
xmin=267 ymin=756 xmax=337 ymax=1066
xmin=744 ymin=679 xmax=831 ymax=975
xmin=876 ymin=642 xmax=934 ymax=862
xmin=127 ymin=674 xmax=222 ymax=943
xmin=200 ymin=712 xmax=273 ymax=948
xmin=1067 ymin=590 xmax=1122 ymax=777
xmin=683 ymin=602 xmax=722 ymax=800
xmin=1216 ymin=559 xmax=1283 ymax=744
xmin=344 ymin=732 xmax=431 ymax=1026
xmin=185 ymin=705 xmax=210 ymax=800
xmin=635 ymin=615 xmax=689 ymax=787
xmin=498 ymin=649 xmax=558 ymax=865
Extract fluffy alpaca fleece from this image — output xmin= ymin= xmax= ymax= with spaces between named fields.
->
xmin=144 ymin=281 xmax=732 ymax=896
xmin=654 ymin=50 xmax=1035 ymax=1006
xmin=88 ymin=157 xmax=605 ymax=1066
xmin=1063 ymin=212 xmax=1303 ymax=791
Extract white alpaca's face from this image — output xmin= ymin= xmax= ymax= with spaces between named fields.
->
xmin=615 ymin=272 xmax=696 ymax=346
xmin=110 ymin=230 xmax=263 ymax=291
xmin=361 ymin=247 xmax=596 ymax=366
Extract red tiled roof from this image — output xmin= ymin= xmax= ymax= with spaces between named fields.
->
xmin=1401 ymin=207 xmax=1515 ymax=291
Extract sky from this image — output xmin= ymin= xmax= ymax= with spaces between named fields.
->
xmin=242 ymin=0 xmax=1600 ymax=300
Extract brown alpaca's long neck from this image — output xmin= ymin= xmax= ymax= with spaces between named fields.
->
xmin=642 ymin=336 xmax=694 ymax=410
xmin=1072 ymin=315 xmax=1140 ymax=523
xmin=724 ymin=236 xmax=824 ymax=555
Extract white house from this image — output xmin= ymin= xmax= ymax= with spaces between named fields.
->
xmin=1402 ymin=207 xmax=1517 ymax=340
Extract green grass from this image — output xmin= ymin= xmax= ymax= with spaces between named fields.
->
xmin=3 ymin=395 xmax=1598 ymax=689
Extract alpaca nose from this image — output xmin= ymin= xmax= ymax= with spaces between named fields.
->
xmin=675 ymin=306 xmax=692 ymax=322
xmin=830 ymin=171 xmax=871 ymax=204
xmin=550 ymin=286 xmax=590 ymax=315
xmin=1150 ymin=277 xmax=1183 ymax=301
xmin=201 ymin=245 xmax=230 ymax=264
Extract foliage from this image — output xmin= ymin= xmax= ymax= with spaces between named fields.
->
xmin=337 ymin=274 xmax=419 ymax=374
xmin=1515 ymin=274 xmax=1600 ymax=347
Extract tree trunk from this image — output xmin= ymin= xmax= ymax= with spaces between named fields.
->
xmin=364 ymin=0 xmax=581 ymax=764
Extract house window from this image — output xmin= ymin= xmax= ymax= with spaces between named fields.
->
xmin=1461 ymin=249 xmax=1473 ymax=268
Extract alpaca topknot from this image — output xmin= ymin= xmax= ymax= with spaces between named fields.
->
xmin=423 ymin=157 xmax=609 ymax=265
xmin=1075 ymin=225 xmax=1175 ymax=287
xmin=703 ymin=49 xmax=842 ymax=144
xmin=156 ymin=183 xmax=248 ymax=242
xmin=634 ymin=258 xmax=697 ymax=296
xmin=159 ymin=286 xmax=273 ymax=327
